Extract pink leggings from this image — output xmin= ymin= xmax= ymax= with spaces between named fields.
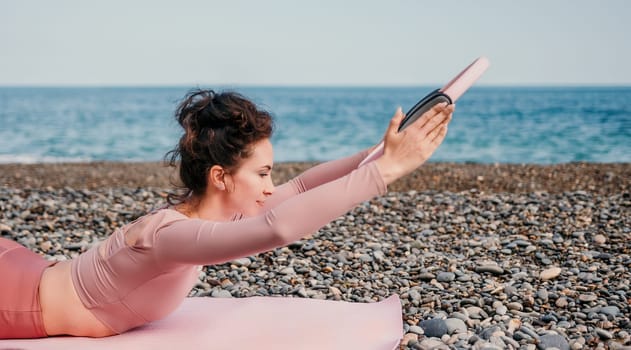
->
xmin=0 ymin=237 xmax=57 ymax=339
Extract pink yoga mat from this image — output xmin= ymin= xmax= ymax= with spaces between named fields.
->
xmin=2 ymin=295 xmax=403 ymax=350
xmin=358 ymin=56 xmax=490 ymax=167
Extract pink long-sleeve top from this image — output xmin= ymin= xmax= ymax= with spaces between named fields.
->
xmin=70 ymin=150 xmax=387 ymax=334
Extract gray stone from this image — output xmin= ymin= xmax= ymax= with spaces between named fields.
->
xmin=598 ymin=306 xmax=620 ymax=317
xmin=231 ymin=258 xmax=251 ymax=266
xmin=537 ymin=333 xmax=569 ymax=350
xmin=456 ymin=274 xmax=472 ymax=282
xmin=475 ymin=265 xmax=505 ymax=274
xmin=418 ymin=272 xmax=435 ymax=281
xmin=495 ymin=305 xmax=507 ymax=316
xmin=449 ymin=312 xmax=469 ymax=322
xmin=578 ymin=293 xmax=598 ymax=302
xmin=279 ymin=267 xmax=295 ymax=275
xmin=417 ymin=338 xmax=447 ymax=349
xmin=437 ymin=272 xmax=455 ymax=282
xmin=537 ymin=288 xmax=549 ymax=301
xmin=504 ymin=285 xmax=518 ymax=296
xmin=595 ymin=328 xmax=613 ymax=340
xmin=408 ymin=289 xmax=421 ymax=301
xmin=408 ymin=325 xmax=424 ymax=335
xmin=479 ymin=343 xmax=503 ymax=350
xmin=419 ymin=318 xmax=449 ymax=338
xmin=513 ymin=331 xmax=533 ymax=341
xmin=444 ymin=318 xmax=467 ymax=334
xmin=359 ymin=254 xmax=373 ymax=262
xmin=373 ymin=250 xmax=385 ymax=261
xmin=520 ymin=325 xmax=540 ymax=340
xmin=466 ymin=306 xmax=487 ymax=319
xmin=210 ymin=290 xmax=232 ymax=298
xmin=507 ymin=302 xmax=523 ymax=311
xmin=501 ymin=335 xmax=520 ymax=349
xmin=479 ymin=326 xmax=501 ymax=340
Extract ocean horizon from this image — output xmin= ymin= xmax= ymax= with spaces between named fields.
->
xmin=1 ymin=86 xmax=629 ymax=164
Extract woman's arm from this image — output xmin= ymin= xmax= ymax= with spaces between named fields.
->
xmin=154 ymin=162 xmax=386 ymax=265
xmin=262 ymin=146 xmax=375 ymax=209
xmin=154 ymin=103 xmax=452 ymax=266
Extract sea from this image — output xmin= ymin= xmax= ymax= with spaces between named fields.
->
xmin=0 ymin=86 xmax=629 ymax=164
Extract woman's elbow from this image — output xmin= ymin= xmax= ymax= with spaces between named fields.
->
xmin=271 ymin=224 xmax=309 ymax=246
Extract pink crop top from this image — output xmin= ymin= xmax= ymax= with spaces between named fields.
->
xmin=70 ymin=149 xmax=387 ymax=334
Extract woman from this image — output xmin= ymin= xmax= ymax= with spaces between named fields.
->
xmin=0 ymin=89 xmax=454 ymax=339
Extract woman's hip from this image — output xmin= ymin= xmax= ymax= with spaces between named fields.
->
xmin=0 ymin=237 xmax=56 ymax=339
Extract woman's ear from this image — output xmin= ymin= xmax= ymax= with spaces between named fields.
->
xmin=208 ymin=165 xmax=226 ymax=191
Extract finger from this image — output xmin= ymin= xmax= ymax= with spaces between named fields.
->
xmin=420 ymin=104 xmax=453 ymax=135
xmin=431 ymin=124 xmax=448 ymax=144
xmin=413 ymin=102 xmax=449 ymax=130
xmin=388 ymin=107 xmax=404 ymax=136
xmin=427 ymin=115 xmax=450 ymax=140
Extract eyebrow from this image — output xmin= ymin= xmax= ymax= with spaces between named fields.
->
xmin=259 ymin=165 xmax=272 ymax=171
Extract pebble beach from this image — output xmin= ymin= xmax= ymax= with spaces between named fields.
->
xmin=0 ymin=161 xmax=629 ymax=350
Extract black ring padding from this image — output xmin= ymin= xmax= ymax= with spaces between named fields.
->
xmin=398 ymin=89 xmax=453 ymax=132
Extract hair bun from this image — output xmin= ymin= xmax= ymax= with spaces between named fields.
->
xmin=175 ymin=89 xmax=216 ymax=130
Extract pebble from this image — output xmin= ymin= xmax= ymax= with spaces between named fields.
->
xmin=556 ymin=297 xmax=569 ymax=308
xmin=231 ymin=258 xmax=251 ymax=267
xmin=593 ymin=234 xmax=607 ymax=244
xmin=520 ymin=325 xmax=541 ymax=340
xmin=466 ymin=306 xmax=487 ymax=320
xmin=540 ymin=267 xmax=562 ymax=280
xmin=418 ymin=272 xmax=435 ymax=281
xmin=444 ymin=318 xmax=467 ymax=334
xmin=595 ymin=328 xmax=613 ymax=340
xmin=578 ymin=293 xmax=598 ymax=302
xmin=569 ymin=338 xmax=584 ymax=350
xmin=538 ymin=333 xmax=570 ymax=350
xmin=417 ymin=338 xmax=447 ymax=349
xmin=437 ymin=272 xmax=455 ymax=282
xmin=475 ymin=265 xmax=505 ymax=275
xmin=495 ymin=305 xmax=507 ymax=316
xmin=537 ymin=288 xmax=549 ymax=302
xmin=507 ymin=302 xmax=523 ymax=311
xmin=507 ymin=319 xmax=521 ymax=333
xmin=408 ymin=325 xmax=424 ymax=335
xmin=401 ymin=333 xmax=418 ymax=346
xmin=514 ymin=331 xmax=533 ymax=341
xmin=419 ymin=319 xmax=449 ymax=338
xmin=598 ymin=306 xmax=620 ymax=317
xmin=479 ymin=326 xmax=502 ymax=340
xmin=210 ymin=290 xmax=232 ymax=298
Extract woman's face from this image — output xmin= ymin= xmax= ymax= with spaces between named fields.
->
xmin=224 ymin=138 xmax=275 ymax=217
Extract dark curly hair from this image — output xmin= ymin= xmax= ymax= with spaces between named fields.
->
xmin=165 ymin=89 xmax=274 ymax=205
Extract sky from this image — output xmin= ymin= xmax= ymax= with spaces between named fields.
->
xmin=1 ymin=0 xmax=630 ymax=87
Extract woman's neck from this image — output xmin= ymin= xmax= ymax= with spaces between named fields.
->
xmin=175 ymin=193 xmax=234 ymax=222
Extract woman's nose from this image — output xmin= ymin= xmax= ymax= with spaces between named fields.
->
xmin=264 ymin=178 xmax=275 ymax=196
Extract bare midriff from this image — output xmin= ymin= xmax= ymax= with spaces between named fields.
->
xmin=39 ymin=260 xmax=116 ymax=338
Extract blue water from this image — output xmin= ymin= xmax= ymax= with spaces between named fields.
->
xmin=0 ymin=86 xmax=629 ymax=164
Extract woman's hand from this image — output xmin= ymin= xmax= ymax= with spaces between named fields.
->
xmin=375 ymin=103 xmax=454 ymax=185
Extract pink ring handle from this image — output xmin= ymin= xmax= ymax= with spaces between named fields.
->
xmin=358 ymin=56 xmax=490 ymax=167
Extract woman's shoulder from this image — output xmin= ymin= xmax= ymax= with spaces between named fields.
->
xmin=147 ymin=206 xmax=189 ymax=224
xmin=120 ymin=207 xmax=190 ymax=248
